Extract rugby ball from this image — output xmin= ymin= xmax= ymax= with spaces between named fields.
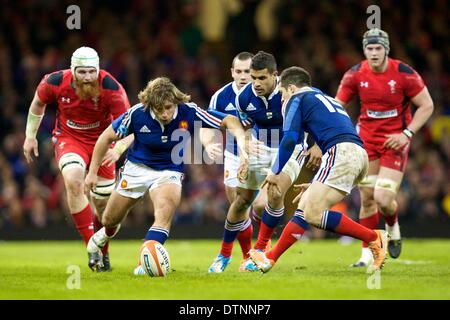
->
xmin=140 ymin=240 xmax=171 ymax=277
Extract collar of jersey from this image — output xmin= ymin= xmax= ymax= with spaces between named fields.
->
xmin=295 ymin=86 xmax=316 ymax=95
xmin=232 ymin=81 xmax=239 ymax=94
xmin=149 ymin=105 xmax=179 ymax=125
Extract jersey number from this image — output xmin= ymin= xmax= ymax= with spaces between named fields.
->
xmin=315 ymin=94 xmax=349 ymax=118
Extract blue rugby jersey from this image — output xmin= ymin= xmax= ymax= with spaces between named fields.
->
xmin=208 ymin=81 xmax=240 ymax=156
xmin=272 ymin=86 xmax=363 ymax=174
xmin=112 ymin=102 xmax=227 ymax=172
xmin=235 ymin=81 xmax=303 ymax=148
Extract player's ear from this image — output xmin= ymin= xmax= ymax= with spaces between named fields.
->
xmin=288 ymin=84 xmax=295 ymax=94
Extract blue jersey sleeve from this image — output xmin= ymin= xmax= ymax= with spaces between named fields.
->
xmin=235 ymin=93 xmax=255 ymax=127
xmin=189 ymin=103 xmax=225 ymax=129
xmin=271 ymin=97 xmax=303 ymax=174
xmin=111 ymin=110 xmax=134 ymax=139
xmin=208 ymin=90 xmax=219 ymax=111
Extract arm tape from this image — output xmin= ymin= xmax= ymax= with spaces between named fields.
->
xmin=25 ymin=111 xmax=44 ymax=139
xmin=113 ymin=140 xmax=128 ymax=155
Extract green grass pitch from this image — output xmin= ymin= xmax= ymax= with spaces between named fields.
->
xmin=1 ymin=239 xmax=449 ymax=300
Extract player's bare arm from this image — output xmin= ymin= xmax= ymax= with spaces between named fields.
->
xmin=383 ymin=87 xmax=434 ymax=151
xmin=221 ymin=114 xmax=249 ymax=162
xmin=85 ymin=125 xmax=120 ymax=192
xmin=23 ymin=92 xmax=47 ymax=163
xmin=101 ymin=133 xmax=135 ymax=167
xmin=199 ymin=128 xmax=223 ymax=162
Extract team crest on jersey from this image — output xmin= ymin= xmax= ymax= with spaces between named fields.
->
xmin=179 ymin=120 xmax=188 ymax=130
xmin=225 ymin=170 xmax=229 ymax=178
xmin=121 ymin=180 xmax=128 ymax=188
xmin=388 ymin=80 xmax=397 ymax=93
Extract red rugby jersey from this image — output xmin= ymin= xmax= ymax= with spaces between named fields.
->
xmin=336 ymin=58 xmax=425 ymax=139
xmin=36 ymin=69 xmax=130 ymax=145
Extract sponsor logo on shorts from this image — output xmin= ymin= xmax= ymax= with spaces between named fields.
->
xmin=120 ymin=180 xmax=128 ymax=188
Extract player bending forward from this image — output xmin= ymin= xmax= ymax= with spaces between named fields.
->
xmin=84 ymin=77 xmax=249 ymax=273
xmin=250 ymin=66 xmax=388 ymax=274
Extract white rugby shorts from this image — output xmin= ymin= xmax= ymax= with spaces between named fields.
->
xmin=313 ymin=142 xmax=368 ymax=194
xmin=116 ymin=161 xmax=183 ymax=198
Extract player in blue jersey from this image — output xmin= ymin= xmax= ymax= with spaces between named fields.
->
xmin=83 ymin=77 xmax=249 ymax=272
xmin=249 ymin=66 xmax=389 ymax=273
xmin=208 ymin=51 xmax=308 ymax=273
xmin=200 ymin=52 xmax=256 ymax=262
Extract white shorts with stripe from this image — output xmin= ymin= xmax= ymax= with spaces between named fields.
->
xmin=238 ymin=144 xmax=305 ymax=190
xmin=116 ymin=160 xmax=184 ymax=199
xmin=224 ymin=150 xmax=240 ymax=188
xmin=313 ymin=142 xmax=368 ymax=194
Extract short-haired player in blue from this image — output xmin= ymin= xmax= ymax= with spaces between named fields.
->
xmin=200 ymin=52 xmax=255 ymax=262
xmin=250 ymin=66 xmax=388 ymax=273
xmin=208 ymin=52 xmax=307 ymax=273
xmin=84 ymin=77 xmax=249 ymax=273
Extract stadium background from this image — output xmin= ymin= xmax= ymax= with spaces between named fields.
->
xmin=0 ymin=0 xmax=448 ymax=240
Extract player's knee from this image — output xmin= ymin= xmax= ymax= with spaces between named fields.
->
xmin=267 ymin=190 xmax=284 ymax=207
xmin=233 ymin=195 xmax=253 ymax=214
xmin=101 ymin=214 xmax=117 ymax=228
xmin=374 ymin=193 xmax=395 ymax=211
xmin=361 ymin=198 xmax=377 ymax=214
xmin=64 ymin=178 xmax=85 ymax=197
xmin=375 ymin=197 xmax=394 ymax=211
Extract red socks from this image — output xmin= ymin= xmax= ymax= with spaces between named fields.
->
xmin=267 ymin=220 xmax=306 ymax=262
xmin=334 ymin=213 xmax=377 ymax=243
xmin=383 ymin=211 xmax=398 ymax=226
xmin=236 ymin=221 xmax=252 ymax=259
xmin=71 ymin=204 xmax=94 ymax=246
xmin=359 ymin=212 xmax=380 ymax=247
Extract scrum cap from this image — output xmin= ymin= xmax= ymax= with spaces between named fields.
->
xmin=70 ymin=47 xmax=100 ymax=77
xmin=362 ymin=28 xmax=390 ymax=54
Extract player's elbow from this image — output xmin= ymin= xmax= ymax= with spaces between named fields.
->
xmin=222 ymin=114 xmax=240 ymax=129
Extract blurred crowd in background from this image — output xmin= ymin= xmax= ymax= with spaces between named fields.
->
xmin=0 ymin=0 xmax=449 ymax=232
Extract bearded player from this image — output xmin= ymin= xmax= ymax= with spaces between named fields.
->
xmin=335 ymin=29 xmax=434 ymax=267
xmin=23 ymin=47 xmax=131 ymax=271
